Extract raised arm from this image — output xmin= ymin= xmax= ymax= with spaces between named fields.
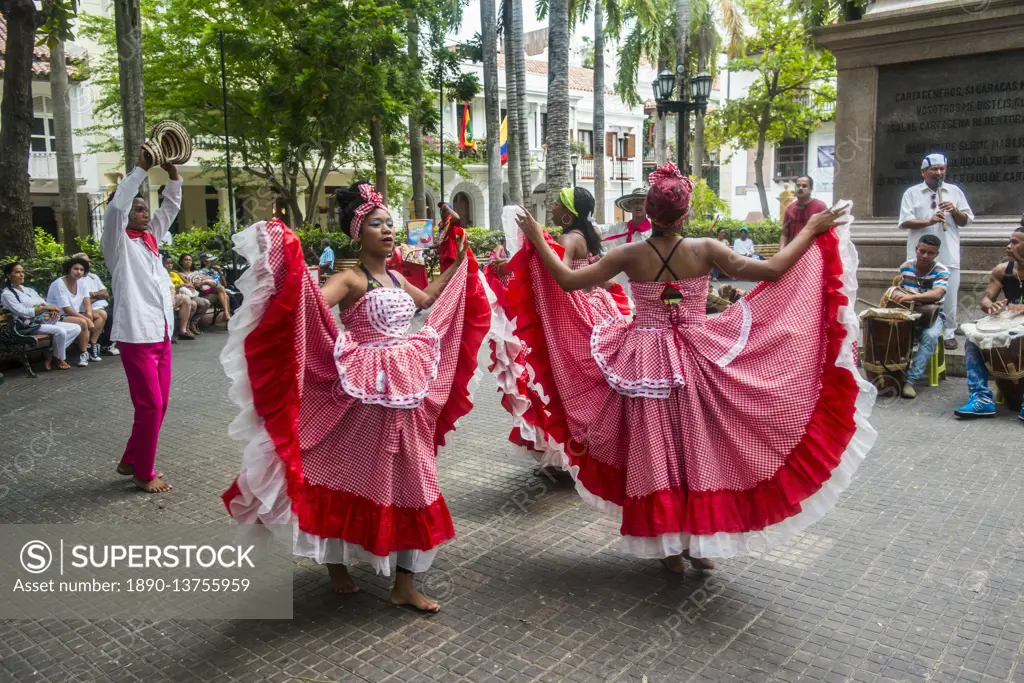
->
xmin=516 ymin=209 xmax=627 ymax=291
xmin=708 ymin=210 xmax=839 ymax=282
xmin=150 ymin=163 xmax=182 ymax=241
xmin=102 ymin=164 xmax=149 ymax=257
xmin=404 ymin=231 xmax=469 ymax=308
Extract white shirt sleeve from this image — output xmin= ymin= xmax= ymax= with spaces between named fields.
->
xmin=1 ymin=287 xmax=36 ymax=318
xmin=102 ymin=166 xmax=149 ymax=267
xmin=898 ymin=188 xmax=918 ymax=227
xmin=954 ymin=187 xmax=974 ymax=223
xmin=150 ymin=178 xmax=183 ymax=242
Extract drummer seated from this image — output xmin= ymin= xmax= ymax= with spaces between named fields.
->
xmin=954 ymin=225 xmax=1024 ymax=421
xmin=896 ymin=234 xmax=949 ymax=399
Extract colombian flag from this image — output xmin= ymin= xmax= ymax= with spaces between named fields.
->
xmin=459 ymin=103 xmax=477 ymax=151
xmin=499 ymin=115 xmax=509 ymax=165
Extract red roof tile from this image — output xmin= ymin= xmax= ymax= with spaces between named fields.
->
xmin=497 ymin=53 xmax=614 ymax=95
xmin=0 ymin=16 xmax=82 ymax=79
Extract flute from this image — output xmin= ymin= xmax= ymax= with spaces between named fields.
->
xmin=936 ymin=179 xmax=948 ymax=232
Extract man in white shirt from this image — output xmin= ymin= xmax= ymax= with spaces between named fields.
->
xmin=101 ymin=147 xmax=181 ymax=494
xmin=898 ymin=153 xmax=974 ymax=350
xmin=732 ymin=228 xmax=758 ymax=258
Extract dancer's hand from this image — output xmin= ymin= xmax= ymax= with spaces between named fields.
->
xmin=160 ymin=162 xmax=180 ymax=181
xmin=455 ymin=230 xmax=469 ymax=264
xmin=137 ymin=146 xmax=152 ymax=172
xmin=515 ymin=207 xmax=543 ymax=243
xmin=806 ymin=209 xmax=840 ymax=236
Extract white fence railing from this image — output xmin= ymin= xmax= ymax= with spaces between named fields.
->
xmin=29 ymin=152 xmax=82 ymax=180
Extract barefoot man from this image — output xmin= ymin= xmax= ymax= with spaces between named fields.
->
xmin=101 ymin=147 xmax=181 ymax=493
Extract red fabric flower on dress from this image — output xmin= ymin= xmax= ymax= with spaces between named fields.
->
xmin=646 ymin=162 xmax=695 ymax=230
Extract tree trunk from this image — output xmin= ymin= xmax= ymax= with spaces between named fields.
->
xmin=544 ymin=0 xmax=571 ymax=224
xmin=593 ymin=0 xmax=606 ymax=224
xmin=370 ymin=116 xmax=388 ymax=205
xmin=0 ymin=0 xmax=40 ymax=259
xmin=481 ymin=0 xmax=502 ymax=231
xmin=654 ymin=58 xmax=667 ymax=166
xmin=113 ymin=0 xmax=146 ymax=178
xmin=407 ymin=13 xmax=426 ymax=219
xmin=503 ymin=0 xmax=522 ymax=205
xmin=512 ymin=0 xmax=532 ymax=203
xmin=674 ymin=0 xmax=690 ymax=170
xmin=50 ymin=39 xmax=79 ymax=252
xmin=754 ymin=111 xmax=771 ymax=218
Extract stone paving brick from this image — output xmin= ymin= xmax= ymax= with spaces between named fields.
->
xmin=1 ymin=330 xmax=1023 ymax=682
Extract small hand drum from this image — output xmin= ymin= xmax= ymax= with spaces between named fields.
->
xmin=141 ymin=120 xmax=193 ymax=166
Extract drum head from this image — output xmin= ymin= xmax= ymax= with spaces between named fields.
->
xmin=974 ymin=311 xmax=1024 ymax=334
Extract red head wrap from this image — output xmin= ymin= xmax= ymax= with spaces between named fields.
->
xmin=645 ymin=162 xmax=694 ymax=230
xmin=349 ymin=183 xmax=387 ymax=240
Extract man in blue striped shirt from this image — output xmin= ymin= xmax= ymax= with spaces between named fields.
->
xmin=893 ymin=234 xmax=949 ymax=399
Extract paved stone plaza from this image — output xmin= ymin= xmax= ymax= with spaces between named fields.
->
xmin=1 ymin=329 xmax=1023 ymax=683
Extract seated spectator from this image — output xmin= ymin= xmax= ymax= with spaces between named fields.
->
xmin=163 ymin=255 xmax=208 ymax=336
xmin=2 ymin=262 xmax=83 ymax=370
xmin=72 ymin=252 xmax=117 ymax=357
xmin=46 ymin=257 xmax=96 ymax=366
xmin=179 ymin=253 xmax=231 ymax=323
xmin=732 ymin=228 xmax=758 ymax=258
xmin=198 ymin=253 xmax=243 ymax=312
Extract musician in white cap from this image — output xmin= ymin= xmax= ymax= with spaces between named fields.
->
xmin=898 ymin=153 xmax=974 ymax=350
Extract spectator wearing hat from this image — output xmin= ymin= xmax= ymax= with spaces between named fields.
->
xmin=732 ymin=228 xmax=759 ymax=259
xmin=199 ymin=253 xmax=243 ymax=313
xmin=604 ymin=188 xmax=652 ymax=245
xmin=898 ymin=153 xmax=974 ymax=350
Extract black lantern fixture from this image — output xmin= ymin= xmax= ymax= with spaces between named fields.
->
xmin=653 ymin=67 xmax=713 ymax=176
xmin=570 ymin=153 xmax=580 ymax=188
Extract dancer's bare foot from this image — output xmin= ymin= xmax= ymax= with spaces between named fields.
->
xmin=683 ymin=550 xmax=715 ymax=570
xmin=327 ymin=564 xmax=359 ymax=594
xmin=660 ymin=555 xmax=687 ymax=574
xmin=117 ymin=463 xmax=163 ymax=478
xmin=133 ymin=476 xmax=172 ymax=493
xmin=390 ymin=573 xmax=440 ymax=613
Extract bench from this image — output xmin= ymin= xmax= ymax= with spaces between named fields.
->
xmin=754 ymin=243 xmax=780 ymax=259
xmin=0 ymin=310 xmax=54 ymax=379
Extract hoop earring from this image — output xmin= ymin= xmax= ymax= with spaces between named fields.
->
xmin=561 ymin=216 xmax=572 ymax=227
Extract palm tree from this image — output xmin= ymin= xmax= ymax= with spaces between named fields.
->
xmin=511 ymin=0 xmax=532 ymax=204
xmin=592 ymin=0 xmax=606 ymax=222
xmin=408 ymin=13 xmax=427 ymax=219
xmin=544 ymin=0 xmax=571 ymax=223
xmin=481 ymin=0 xmax=503 ymax=230
xmin=501 ymin=0 xmax=523 ymax=204
xmin=691 ymin=0 xmax=742 ymax=180
xmin=113 ymin=0 xmax=146 ymax=177
xmin=50 ymin=39 xmax=78 ymax=251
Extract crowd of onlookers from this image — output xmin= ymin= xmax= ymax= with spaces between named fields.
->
xmin=2 ymin=251 xmax=240 ymax=372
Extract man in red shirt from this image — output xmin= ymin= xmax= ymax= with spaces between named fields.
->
xmin=780 ymin=176 xmax=828 ymax=247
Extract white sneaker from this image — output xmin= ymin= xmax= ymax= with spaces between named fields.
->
xmin=77 ymin=353 xmax=90 ymax=367
xmin=105 ymin=343 xmax=120 ymax=356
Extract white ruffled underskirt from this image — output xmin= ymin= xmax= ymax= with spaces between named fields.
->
xmin=479 ymin=272 xmax=565 ymax=468
xmin=220 ymin=221 xmax=438 ymax=577
xmin=555 ymin=207 xmax=878 ymax=559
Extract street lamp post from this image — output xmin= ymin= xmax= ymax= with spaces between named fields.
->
xmin=653 ymin=68 xmax=713 ymax=176
xmin=570 ymin=153 xmax=579 ymax=188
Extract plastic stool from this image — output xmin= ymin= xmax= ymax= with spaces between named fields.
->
xmin=995 ymin=385 xmax=1004 ymax=405
xmin=927 ymin=341 xmax=946 ymax=387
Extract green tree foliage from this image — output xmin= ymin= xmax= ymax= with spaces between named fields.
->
xmin=704 ymin=0 xmax=835 ymax=216
xmin=81 ymin=0 xmax=432 ymax=227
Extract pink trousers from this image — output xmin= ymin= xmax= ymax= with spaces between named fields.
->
xmin=117 ymin=337 xmax=171 ymax=481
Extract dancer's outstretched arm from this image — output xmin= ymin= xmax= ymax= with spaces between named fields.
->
xmin=516 ymin=208 xmax=627 ymax=291
xmin=404 ymin=231 xmax=469 ymax=309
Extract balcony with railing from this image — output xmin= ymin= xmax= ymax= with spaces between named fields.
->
xmin=579 ymin=156 xmax=595 ymax=180
xmin=29 ymin=152 xmax=83 ymax=181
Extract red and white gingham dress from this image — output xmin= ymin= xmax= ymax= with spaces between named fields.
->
xmin=221 ymin=219 xmax=489 ymax=575
xmin=484 ymin=255 xmax=632 ymax=467
xmin=503 ymin=228 xmax=876 ymax=559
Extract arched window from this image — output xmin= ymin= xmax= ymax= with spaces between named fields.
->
xmin=31 ymin=96 xmax=56 ymax=153
xmin=452 ymin=192 xmax=473 ymax=227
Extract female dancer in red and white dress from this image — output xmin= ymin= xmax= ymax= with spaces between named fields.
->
xmin=506 ymin=162 xmax=876 ymax=571
xmin=484 ymin=187 xmax=630 ymax=473
xmin=221 ymin=182 xmax=489 ymax=611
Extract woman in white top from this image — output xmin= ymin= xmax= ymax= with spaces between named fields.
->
xmin=2 ymin=262 xmax=83 ymax=370
xmin=46 ymin=257 xmax=95 ymax=365
xmin=74 ymin=251 xmax=118 ymax=357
